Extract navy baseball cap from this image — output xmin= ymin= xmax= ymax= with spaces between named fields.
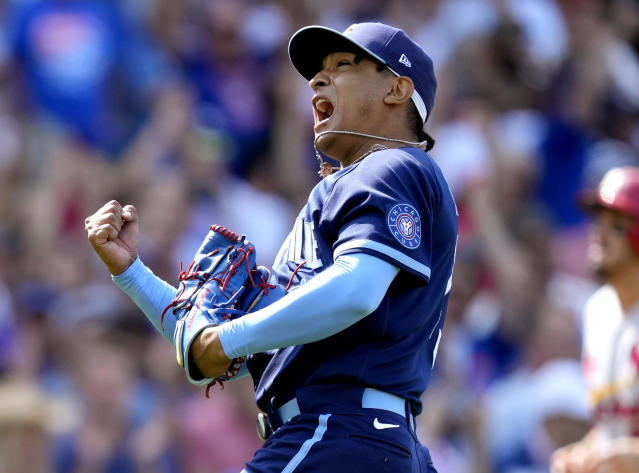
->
xmin=288 ymin=22 xmax=437 ymax=123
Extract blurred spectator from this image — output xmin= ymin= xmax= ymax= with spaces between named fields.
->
xmin=54 ymin=331 xmax=181 ymax=473
xmin=181 ymin=0 xmax=276 ymax=178
xmin=0 ymin=376 xmax=79 ymax=473
xmin=0 ymin=246 xmax=17 ymax=373
xmin=5 ymin=0 xmax=176 ymax=157
xmin=176 ymin=377 xmax=263 ymax=473
xmin=0 ymin=1 xmax=638 ymax=471
xmin=535 ymin=360 xmax=590 ymax=465
xmin=482 ymin=307 xmax=587 ymax=473
xmin=505 ymin=0 xmax=568 ymax=71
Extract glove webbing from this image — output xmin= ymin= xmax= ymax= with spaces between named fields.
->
xmin=160 ymin=236 xmax=257 ymax=330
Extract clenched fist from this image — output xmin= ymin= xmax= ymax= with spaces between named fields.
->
xmin=85 ymin=200 xmax=139 ymax=275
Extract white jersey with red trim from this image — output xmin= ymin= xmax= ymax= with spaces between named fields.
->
xmin=582 ymin=284 xmax=639 ymax=439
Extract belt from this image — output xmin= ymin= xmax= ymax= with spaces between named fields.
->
xmin=279 ymin=387 xmax=407 ymax=423
xmin=257 ymin=388 xmax=408 ymax=441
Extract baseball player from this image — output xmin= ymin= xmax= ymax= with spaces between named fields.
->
xmin=551 ymin=166 xmax=639 ymax=473
xmin=85 ymin=22 xmax=457 ymax=473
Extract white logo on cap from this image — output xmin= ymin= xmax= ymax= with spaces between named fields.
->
xmin=344 ymin=24 xmax=360 ymax=34
xmin=399 ymin=54 xmax=411 ymax=68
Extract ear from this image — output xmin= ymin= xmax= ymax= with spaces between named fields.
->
xmin=383 ymin=76 xmax=414 ymax=106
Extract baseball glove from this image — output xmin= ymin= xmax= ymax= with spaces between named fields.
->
xmin=161 ymin=224 xmax=286 ymax=393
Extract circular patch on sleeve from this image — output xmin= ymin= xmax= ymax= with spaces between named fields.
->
xmin=387 ymin=203 xmax=422 ymax=249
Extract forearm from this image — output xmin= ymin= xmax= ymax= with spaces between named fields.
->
xmin=218 ymin=253 xmax=399 ymax=358
xmin=112 ymin=257 xmax=178 ymax=343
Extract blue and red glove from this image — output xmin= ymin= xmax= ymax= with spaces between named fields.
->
xmin=162 ymin=225 xmax=286 ymax=389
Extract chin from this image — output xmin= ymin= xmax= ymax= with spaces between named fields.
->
xmin=592 ymin=266 xmax=609 ymax=282
xmin=590 ymin=256 xmax=625 ymax=282
xmin=314 ymin=131 xmax=339 ymax=157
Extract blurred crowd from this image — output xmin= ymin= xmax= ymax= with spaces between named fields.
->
xmin=0 ymin=0 xmax=638 ymax=472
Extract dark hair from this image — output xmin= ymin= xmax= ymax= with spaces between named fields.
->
xmin=406 ymin=101 xmax=435 ymax=151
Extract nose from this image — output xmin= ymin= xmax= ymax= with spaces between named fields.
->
xmin=309 ymin=69 xmax=329 ymax=90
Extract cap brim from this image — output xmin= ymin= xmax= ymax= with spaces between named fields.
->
xmin=288 ymin=26 xmax=387 ymax=80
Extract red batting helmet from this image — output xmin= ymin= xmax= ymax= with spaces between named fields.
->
xmin=581 ymin=166 xmax=639 ymax=254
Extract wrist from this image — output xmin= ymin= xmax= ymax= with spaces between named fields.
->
xmin=192 ymin=326 xmax=231 ymax=378
xmin=108 ymin=253 xmax=138 ymax=276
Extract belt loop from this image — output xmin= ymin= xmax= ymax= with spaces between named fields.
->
xmin=361 ymin=388 xmax=406 ymax=417
xmin=278 ymin=398 xmax=301 ymax=424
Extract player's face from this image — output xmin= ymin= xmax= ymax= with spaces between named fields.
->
xmin=309 ymin=51 xmax=394 ymax=163
xmin=588 ymin=208 xmax=638 ymax=279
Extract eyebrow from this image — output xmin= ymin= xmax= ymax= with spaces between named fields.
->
xmin=321 ymin=51 xmax=356 ymax=69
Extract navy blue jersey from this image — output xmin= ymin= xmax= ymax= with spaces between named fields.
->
xmin=247 ymin=147 xmax=458 ymax=415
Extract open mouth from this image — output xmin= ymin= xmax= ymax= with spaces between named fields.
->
xmin=313 ymin=97 xmax=334 ymax=124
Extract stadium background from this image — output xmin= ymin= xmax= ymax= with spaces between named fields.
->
xmin=0 ymin=0 xmax=637 ymax=472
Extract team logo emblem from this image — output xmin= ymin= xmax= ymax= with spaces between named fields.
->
xmin=387 ymin=203 xmax=421 ymax=249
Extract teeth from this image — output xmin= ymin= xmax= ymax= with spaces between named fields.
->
xmin=315 ymin=99 xmax=333 ymax=116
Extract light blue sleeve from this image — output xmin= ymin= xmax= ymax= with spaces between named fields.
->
xmin=112 ymin=257 xmax=178 ymax=344
xmin=112 ymin=257 xmax=252 ymax=380
xmin=218 ymin=253 xmax=400 ymax=358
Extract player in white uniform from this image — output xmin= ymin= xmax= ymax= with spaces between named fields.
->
xmin=552 ymin=166 xmax=639 ymax=473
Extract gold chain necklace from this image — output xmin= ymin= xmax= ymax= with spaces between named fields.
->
xmin=317 ymin=144 xmax=388 ymax=178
